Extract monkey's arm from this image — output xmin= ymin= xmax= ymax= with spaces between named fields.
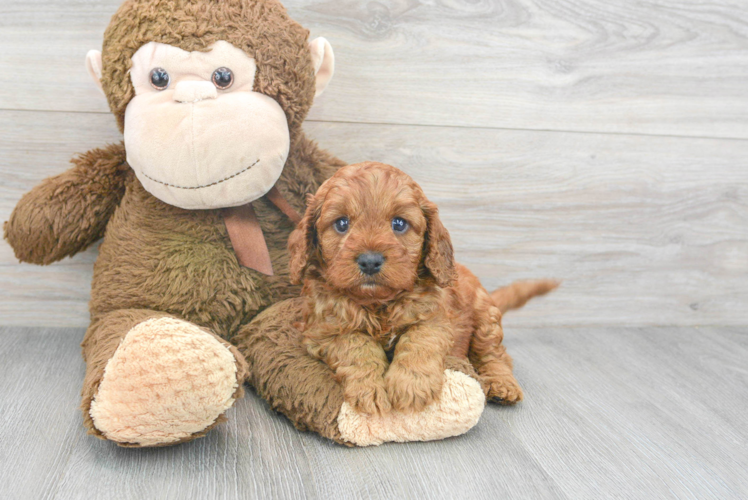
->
xmin=4 ymin=143 xmax=129 ymax=265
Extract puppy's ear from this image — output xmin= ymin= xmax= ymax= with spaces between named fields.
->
xmin=288 ymin=194 xmax=321 ymax=284
xmin=422 ymin=199 xmax=458 ymax=288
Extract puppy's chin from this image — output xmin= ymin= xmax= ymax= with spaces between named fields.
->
xmin=324 ymin=272 xmax=406 ymax=303
xmin=349 ymin=281 xmax=402 ymax=303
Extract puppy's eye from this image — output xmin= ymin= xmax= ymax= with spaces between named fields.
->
xmin=392 ymin=217 xmax=409 ymax=234
xmin=150 ymin=68 xmax=170 ymax=90
xmin=333 ymin=217 xmax=349 ymax=234
xmin=212 ymin=67 xmax=234 ymax=90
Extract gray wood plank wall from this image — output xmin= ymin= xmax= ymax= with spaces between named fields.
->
xmin=1 ymin=0 xmax=747 ymax=328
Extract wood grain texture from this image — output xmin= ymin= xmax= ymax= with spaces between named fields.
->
xmin=0 ymin=327 xmax=86 ymax=500
xmin=1 ymin=326 xmax=746 ymax=499
xmin=508 ymin=326 xmax=748 ymax=499
xmin=1 ymin=1 xmax=747 ymax=137
xmin=1 ymin=110 xmax=746 ymax=328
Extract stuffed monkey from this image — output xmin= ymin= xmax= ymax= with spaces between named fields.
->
xmin=4 ymin=0 xmax=487 ymax=447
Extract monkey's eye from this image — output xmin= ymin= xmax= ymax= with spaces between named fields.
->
xmin=149 ymin=68 xmax=170 ymax=90
xmin=212 ymin=67 xmax=234 ymax=90
xmin=392 ymin=217 xmax=408 ymax=234
xmin=333 ymin=217 xmax=349 ymax=234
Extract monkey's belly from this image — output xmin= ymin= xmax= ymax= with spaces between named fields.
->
xmin=88 ymin=188 xmax=296 ymax=339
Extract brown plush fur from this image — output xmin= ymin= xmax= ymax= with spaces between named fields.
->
xmin=3 ymin=0 xmax=344 ymax=446
xmin=4 ymin=144 xmax=130 ymax=264
xmin=287 ymin=162 xmax=529 ymax=414
xmin=88 ymin=133 xmax=342 ymax=340
xmin=233 ymin=298 xmax=346 ymax=443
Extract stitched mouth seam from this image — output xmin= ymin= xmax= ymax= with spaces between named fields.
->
xmin=142 ymin=159 xmax=260 ymax=190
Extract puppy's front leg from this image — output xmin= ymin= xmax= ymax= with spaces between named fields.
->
xmin=304 ymin=329 xmax=391 ymax=415
xmin=385 ymin=321 xmax=453 ymax=412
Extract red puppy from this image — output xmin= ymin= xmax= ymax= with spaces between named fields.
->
xmin=288 ymin=161 xmax=556 ymax=414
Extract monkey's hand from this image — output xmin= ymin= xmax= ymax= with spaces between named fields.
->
xmin=4 ymin=143 xmax=129 ymax=265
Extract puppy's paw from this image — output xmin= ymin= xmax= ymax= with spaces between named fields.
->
xmin=344 ymin=380 xmax=391 ymax=416
xmin=486 ymin=374 xmax=524 ymax=405
xmin=385 ymin=365 xmax=443 ymax=412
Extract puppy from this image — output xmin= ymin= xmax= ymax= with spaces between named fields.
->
xmin=288 ymin=161 xmax=556 ymax=414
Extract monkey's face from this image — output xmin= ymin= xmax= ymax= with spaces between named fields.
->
xmin=87 ymin=1 xmax=335 ymax=211
xmin=123 ymin=41 xmax=290 ymax=210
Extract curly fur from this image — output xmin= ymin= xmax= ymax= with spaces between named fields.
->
xmin=288 ymin=162 xmax=528 ymax=414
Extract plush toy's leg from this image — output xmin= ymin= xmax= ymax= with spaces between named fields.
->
xmin=81 ymin=309 xmax=248 ymax=447
xmin=233 ymin=299 xmax=486 ymax=447
xmin=233 ymin=300 xmax=347 ymax=443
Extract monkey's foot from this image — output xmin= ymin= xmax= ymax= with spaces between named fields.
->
xmin=89 ymin=317 xmax=240 ymax=447
xmin=337 ymin=369 xmax=485 ymax=446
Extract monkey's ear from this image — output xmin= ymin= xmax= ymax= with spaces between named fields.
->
xmin=422 ymin=200 xmax=458 ymax=288
xmin=309 ymin=37 xmax=334 ymax=97
xmin=288 ymin=195 xmax=322 ymax=284
xmin=85 ymin=50 xmax=104 ymax=94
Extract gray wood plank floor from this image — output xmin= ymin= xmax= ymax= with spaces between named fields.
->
xmin=0 ymin=326 xmax=745 ymax=500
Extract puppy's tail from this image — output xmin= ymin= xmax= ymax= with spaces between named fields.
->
xmin=490 ymin=280 xmax=560 ymax=314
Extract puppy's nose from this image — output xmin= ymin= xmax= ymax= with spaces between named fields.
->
xmin=357 ymin=252 xmax=384 ymax=275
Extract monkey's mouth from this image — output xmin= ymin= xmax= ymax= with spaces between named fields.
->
xmin=140 ymin=159 xmax=260 ymax=190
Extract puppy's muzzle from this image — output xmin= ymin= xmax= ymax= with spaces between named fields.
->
xmin=357 ymin=252 xmax=385 ymax=275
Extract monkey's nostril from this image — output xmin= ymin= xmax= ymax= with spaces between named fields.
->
xmin=357 ymin=252 xmax=384 ymax=276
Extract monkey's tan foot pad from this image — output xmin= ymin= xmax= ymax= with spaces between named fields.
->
xmin=337 ymin=369 xmax=485 ymax=446
xmin=89 ymin=317 xmax=239 ymax=447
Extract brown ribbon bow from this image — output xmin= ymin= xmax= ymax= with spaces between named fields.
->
xmin=222 ymin=186 xmax=302 ymax=276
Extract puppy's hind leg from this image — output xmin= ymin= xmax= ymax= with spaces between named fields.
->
xmin=469 ymin=291 xmax=524 ymax=405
